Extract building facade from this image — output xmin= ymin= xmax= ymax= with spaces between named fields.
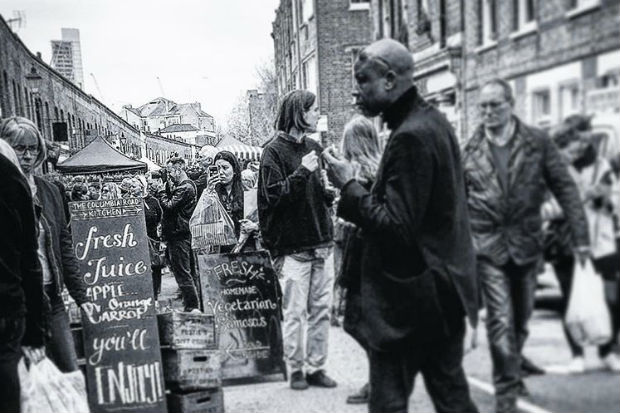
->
xmin=272 ymin=0 xmax=373 ymax=144
xmin=0 ymin=15 xmax=194 ymax=168
xmin=144 ymin=132 xmax=197 ymax=165
xmin=370 ymin=0 xmax=466 ymax=137
xmin=368 ymin=0 xmax=620 ymax=143
xmin=462 ymin=0 xmax=620 ymax=138
xmin=120 ymin=98 xmax=217 ymax=141
xmin=51 ymin=28 xmax=84 ymax=89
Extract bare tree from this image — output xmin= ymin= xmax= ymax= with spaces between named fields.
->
xmin=223 ymin=59 xmax=278 ymax=146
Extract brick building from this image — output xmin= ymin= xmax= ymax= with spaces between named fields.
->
xmin=0 ymin=15 xmax=144 ymax=162
xmin=0 ymin=14 xmax=197 ymax=168
xmin=368 ymin=0 xmax=620 ymax=142
xmin=272 ymin=0 xmax=373 ymax=144
xmin=120 ymin=98 xmax=216 ymax=140
xmin=462 ymin=0 xmax=620 ymax=138
xmin=369 ymin=0 xmax=466 ymax=136
xmin=144 ymin=132 xmax=197 ymax=165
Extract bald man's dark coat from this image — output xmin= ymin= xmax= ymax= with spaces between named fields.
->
xmin=337 ymin=87 xmax=479 ymax=351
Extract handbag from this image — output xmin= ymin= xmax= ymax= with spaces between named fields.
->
xmin=565 ymin=258 xmax=612 ymax=346
xmin=148 ymin=238 xmax=165 ymax=269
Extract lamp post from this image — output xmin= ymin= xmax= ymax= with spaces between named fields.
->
xmin=119 ymin=135 xmax=127 ymax=153
xmin=25 ymin=66 xmax=44 ymax=130
xmin=25 ymin=66 xmax=43 ymax=94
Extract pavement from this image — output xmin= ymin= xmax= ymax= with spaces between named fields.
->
xmin=158 ymin=270 xmax=620 ymax=413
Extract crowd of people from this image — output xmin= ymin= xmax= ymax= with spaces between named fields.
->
xmin=1 ymin=37 xmax=619 ymax=413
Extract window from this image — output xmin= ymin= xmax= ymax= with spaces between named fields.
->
xmin=532 ymin=89 xmax=551 ymax=125
xmin=350 ymin=48 xmax=362 ymax=91
xmin=570 ymin=0 xmax=599 ymax=9
xmin=559 ymin=83 xmax=580 ymax=119
xmin=302 ymin=55 xmax=317 ymax=95
xmin=479 ymin=0 xmax=497 ymax=45
xmin=513 ymin=0 xmax=536 ymax=31
xmin=350 ymin=0 xmax=370 ymax=10
xmin=301 ymin=0 xmax=313 ymax=22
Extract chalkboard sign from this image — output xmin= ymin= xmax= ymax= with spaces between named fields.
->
xmin=197 ymin=251 xmax=286 ymax=380
xmin=70 ymin=198 xmax=167 ymax=413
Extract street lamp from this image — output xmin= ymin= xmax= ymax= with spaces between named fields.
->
xmin=25 ymin=66 xmax=43 ymax=95
xmin=25 ymin=66 xmax=44 ymax=138
xmin=119 ymin=135 xmax=127 ymax=153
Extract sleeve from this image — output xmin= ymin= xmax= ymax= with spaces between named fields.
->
xmin=158 ymin=183 xmax=195 ymax=212
xmin=258 ymin=147 xmax=312 ymax=208
xmin=53 ymin=187 xmax=88 ymax=306
xmin=18 ymin=183 xmax=46 ymax=346
xmin=542 ymin=135 xmax=590 ymax=248
xmin=337 ymin=133 xmax=434 ymax=247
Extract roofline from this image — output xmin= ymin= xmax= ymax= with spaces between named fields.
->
xmin=0 ymin=14 xmax=140 ymax=136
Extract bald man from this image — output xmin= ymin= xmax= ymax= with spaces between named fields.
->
xmin=324 ymin=39 xmax=479 ymax=413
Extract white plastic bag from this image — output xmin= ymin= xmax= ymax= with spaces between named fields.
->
xmin=18 ymin=357 xmax=90 ymax=413
xmin=565 ymin=259 xmax=612 ymax=346
xmin=190 ymin=190 xmax=237 ymax=248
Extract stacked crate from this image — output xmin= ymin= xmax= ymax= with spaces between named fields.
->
xmin=158 ymin=312 xmax=224 ymax=413
xmin=62 ymin=288 xmax=87 ymax=377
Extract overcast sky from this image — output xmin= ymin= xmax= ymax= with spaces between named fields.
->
xmin=0 ymin=0 xmax=280 ymax=124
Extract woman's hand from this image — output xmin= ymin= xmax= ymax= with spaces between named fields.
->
xmin=240 ymin=219 xmax=259 ymax=234
xmin=207 ymin=175 xmax=221 ymax=193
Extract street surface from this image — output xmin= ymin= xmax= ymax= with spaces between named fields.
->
xmin=159 ymin=271 xmax=620 ymax=413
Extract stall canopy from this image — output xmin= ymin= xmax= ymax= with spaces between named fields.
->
xmin=216 ymin=135 xmax=263 ymax=162
xmin=139 ymin=156 xmax=161 ymax=171
xmin=56 ymin=136 xmax=147 ymax=174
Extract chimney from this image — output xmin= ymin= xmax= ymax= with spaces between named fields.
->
xmin=36 ymin=52 xmax=42 ymax=60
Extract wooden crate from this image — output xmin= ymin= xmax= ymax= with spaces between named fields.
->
xmin=71 ymin=326 xmax=84 ymax=359
xmin=167 ymin=388 xmax=224 ymax=413
xmin=67 ymin=302 xmax=82 ymax=326
xmin=158 ymin=312 xmax=217 ymax=350
xmin=162 ymin=349 xmax=222 ymax=391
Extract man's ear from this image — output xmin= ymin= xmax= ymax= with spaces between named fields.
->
xmin=384 ymin=70 xmax=397 ymax=91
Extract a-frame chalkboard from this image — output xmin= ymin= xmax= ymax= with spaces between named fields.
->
xmin=70 ymin=198 xmax=167 ymax=413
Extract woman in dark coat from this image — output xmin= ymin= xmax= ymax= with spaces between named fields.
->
xmin=1 ymin=116 xmax=94 ymax=373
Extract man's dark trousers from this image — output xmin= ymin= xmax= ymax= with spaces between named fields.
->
xmin=167 ymin=238 xmax=200 ymax=310
xmin=478 ymin=258 xmax=537 ymax=408
xmin=368 ymin=314 xmax=477 ymax=413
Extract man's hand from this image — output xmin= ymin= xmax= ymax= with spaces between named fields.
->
xmin=322 ymin=147 xmax=355 ymax=189
xmin=22 ymin=346 xmax=45 ymax=364
xmin=301 ymin=150 xmax=319 ymax=172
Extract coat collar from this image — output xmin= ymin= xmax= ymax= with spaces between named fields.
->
xmin=382 ymin=86 xmax=426 ymax=130
xmin=464 ymin=116 xmax=539 ymax=194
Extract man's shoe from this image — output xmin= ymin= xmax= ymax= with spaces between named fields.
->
xmin=496 ymin=397 xmax=517 ymax=413
xmin=306 ymin=370 xmax=337 ymax=388
xmin=517 ymin=381 xmax=530 ymax=398
xmin=521 ymin=356 xmax=545 ymax=376
xmin=346 ymin=383 xmax=369 ymax=404
xmin=290 ymin=371 xmax=309 ymax=390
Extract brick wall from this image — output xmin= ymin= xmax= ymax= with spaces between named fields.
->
xmin=462 ymin=0 xmax=620 ymax=137
xmin=316 ymin=0 xmax=372 ymax=144
xmin=0 ymin=15 xmax=141 ymax=154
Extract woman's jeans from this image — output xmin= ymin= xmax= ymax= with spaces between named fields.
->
xmin=45 ymin=284 xmax=79 ymax=372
